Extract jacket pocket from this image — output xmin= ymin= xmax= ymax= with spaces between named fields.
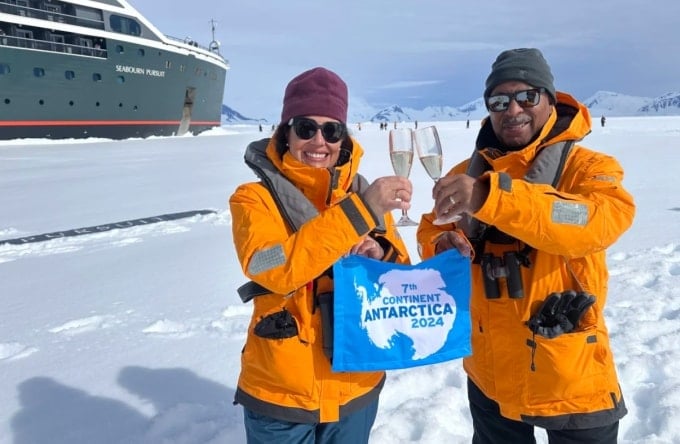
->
xmin=254 ymin=309 xmax=298 ymax=339
xmin=242 ymin=327 xmax=315 ymax=397
xmin=525 ymin=328 xmax=605 ymax=406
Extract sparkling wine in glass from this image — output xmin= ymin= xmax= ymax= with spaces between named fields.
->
xmin=414 ymin=125 xmax=461 ymax=224
xmin=388 ymin=128 xmax=418 ymax=227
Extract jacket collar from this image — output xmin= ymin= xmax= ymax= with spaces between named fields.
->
xmin=265 ymin=137 xmax=364 ymax=206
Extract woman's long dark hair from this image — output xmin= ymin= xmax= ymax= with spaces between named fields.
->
xmin=273 ymin=121 xmax=354 ymax=166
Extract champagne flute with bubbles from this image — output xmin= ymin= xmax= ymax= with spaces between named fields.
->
xmin=414 ymin=125 xmax=462 ymax=224
xmin=388 ymin=128 xmax=418 ymax=226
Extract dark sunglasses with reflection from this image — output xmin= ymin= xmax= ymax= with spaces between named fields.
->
xmin=288 ymin=117 xmax=347 ymax=143
xmin=485 ymin=88 xmax=546 ymax=113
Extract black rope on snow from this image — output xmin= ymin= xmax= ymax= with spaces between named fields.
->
xmin=0 ymin=209 xmax=217 ymax=246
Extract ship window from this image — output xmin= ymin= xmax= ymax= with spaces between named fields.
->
xmin=0 ymin=64 xmax=10 ymax=75
xmin=65 ymin=70 xmax=75 ymax=80
xmin=16 ymin=28 xmax=33 ymax=47
xmin=72 ymin=5 xmax=104 ymax=24
xmin=92 ymin=73 xmax=102 ymax=82
xmin=116 ymin=45 xmax=124 ymax=54
xmin=116 ymin=75 xmax=125 ymax=84
xmin=179 ymin=65 xmax=185 ymax=72
xmin=137 ymin=48 xmax=145 ymax=56
xmin=69 ymin=100 xmax=74 ymax=106
xmin=109 ymin=15 xmax=142 ymax=37
xmin=33 ymin=67 xmax=45 ymax=77
xmin=49 ymin=34 xmax=65 ymax=44
xmin=165 ymin=60 xmax=171 ymax=69
xmin=15 ymin=0 xmax=29 ymax=17
xmin=39 ymin=99 xmax=44 ymax=105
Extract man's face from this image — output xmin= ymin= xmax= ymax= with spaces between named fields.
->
xmin=487 ymin=81 xmax=553 ymax=148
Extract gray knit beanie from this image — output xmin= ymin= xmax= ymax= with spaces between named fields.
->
xmin=484 ymin=48 xmax=556 ymax=102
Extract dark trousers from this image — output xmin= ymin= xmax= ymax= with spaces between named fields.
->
xmin=468 ymin=379 xmax=619 ymax=444
xmin=243 ymin=398 xmax=379 ymax=444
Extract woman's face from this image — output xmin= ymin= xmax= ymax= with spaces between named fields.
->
xmin=287 ymin=116 xmax=345 ymax=168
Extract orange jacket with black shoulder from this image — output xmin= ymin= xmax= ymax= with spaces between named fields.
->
xmin=230 ymin=137 xmax=410 ymax=424
xmin=417 ymin=92 xmax=635 ymax=428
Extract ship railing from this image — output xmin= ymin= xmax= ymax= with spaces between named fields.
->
xmin=0 ymin=34 xmax=107 ymax=58
xmin=166 ymin=34 xmax=213 ymax=53
xmin=0 ymin=2 xmax=105 ymax=30
xmin=164 ymin=33 xmax=227 ymax=65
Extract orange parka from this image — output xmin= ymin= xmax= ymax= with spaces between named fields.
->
xmin=230 ymin=137 xmax=410 ymax=424
xmin=417 ymin=92 xmax=635 ymax=428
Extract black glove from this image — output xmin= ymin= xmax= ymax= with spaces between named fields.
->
xmin=527 ymin=290 xmax=596 ymax=338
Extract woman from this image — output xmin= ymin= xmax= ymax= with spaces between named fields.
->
xmin=229 ymin=67 xmax=412 ymax=444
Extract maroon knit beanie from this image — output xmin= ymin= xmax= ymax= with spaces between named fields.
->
xmin=280 ymin=67 xmax=348 ymax=124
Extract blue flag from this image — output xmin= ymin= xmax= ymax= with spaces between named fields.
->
xmin=331 ymin=249 xmax=471 ymax=372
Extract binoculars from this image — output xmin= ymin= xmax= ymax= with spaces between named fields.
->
xmin=481 ymin=252 xmax=525 ymax=299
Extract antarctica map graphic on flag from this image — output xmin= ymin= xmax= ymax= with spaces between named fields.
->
xmin=332 ymin=249 xmax=471 ymax=371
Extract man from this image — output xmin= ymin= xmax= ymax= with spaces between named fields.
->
xmin=416 ymin=48 xmax=635 ymax=443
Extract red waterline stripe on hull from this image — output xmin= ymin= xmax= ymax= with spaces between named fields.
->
xmin=0 ymin=120 xmax=221 ymax=127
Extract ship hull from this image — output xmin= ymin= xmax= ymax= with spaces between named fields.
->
xmin=0 ymin=1 xmax=227 ymax=140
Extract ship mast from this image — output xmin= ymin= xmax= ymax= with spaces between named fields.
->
xmin=209 ymin=19 xmax=220 ymax=54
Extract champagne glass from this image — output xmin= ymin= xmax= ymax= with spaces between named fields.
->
xmin=413 ymin=125 xmax=461 ymax=224
xmin=388 ymin=128 xmax=418 ymax=226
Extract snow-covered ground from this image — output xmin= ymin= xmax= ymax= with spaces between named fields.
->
xmin=1 ymin=117 xmax=679 ymax=443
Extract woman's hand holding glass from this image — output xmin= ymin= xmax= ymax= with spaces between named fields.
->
xmin=360 ymin=175 xmax=413 ymax=221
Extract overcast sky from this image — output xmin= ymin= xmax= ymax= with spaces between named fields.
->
xmin=131 ymin=0 xmax=679 ymax=119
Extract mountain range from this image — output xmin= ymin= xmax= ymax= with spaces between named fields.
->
xmin=222 ymin=91 xmax=680 ymax=124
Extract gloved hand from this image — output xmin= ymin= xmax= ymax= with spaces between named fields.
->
xmin=527 ymin=290 xmax=596 ymax=338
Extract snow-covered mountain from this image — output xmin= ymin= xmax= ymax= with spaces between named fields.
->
xmin=370 ymin=105 xmax=414 ymax=123
xmin=638 ymin=92 xmax=680 ymax=114
xmin=582 ymin=91 xmax=651 ymax=117
xmin=221 ymin=104 xmax=263 ymax=124
xmin=223 ymin=91 xmax=680 ymax=124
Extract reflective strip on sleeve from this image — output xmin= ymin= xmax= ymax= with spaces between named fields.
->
xmin=498 ymin=172 xmax=512 ymax=192
xmin=551 ymin=201 xmax=588 ymax=226
xmin=248 ymin=244 xmax=286 ymax=275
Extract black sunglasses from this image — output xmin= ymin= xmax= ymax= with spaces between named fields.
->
xmin=288 ymin=117 xmax=347 ymax=143
xmin=486 ymin=88 xmax=545 ymax=112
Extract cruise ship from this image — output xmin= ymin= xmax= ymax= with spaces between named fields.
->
xmin=0 ymin=0 xmax=228 ymax=140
